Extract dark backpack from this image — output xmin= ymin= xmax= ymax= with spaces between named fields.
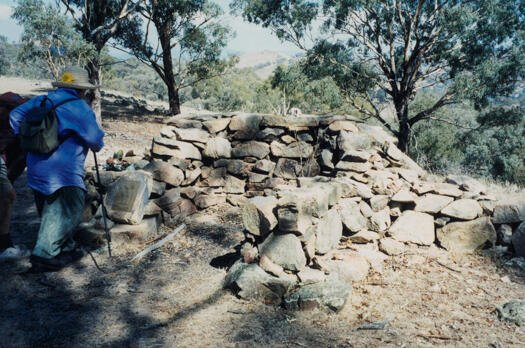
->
xmin=19 ymin=96 xmax=77 ymax=154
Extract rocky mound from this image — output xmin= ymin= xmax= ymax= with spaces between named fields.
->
xmin=81 ymin=112 xmax=525 ymax=311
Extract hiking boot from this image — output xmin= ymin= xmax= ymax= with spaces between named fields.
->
xmin=29 ymin=255 xmax=64 ymax=273
xmin=56 ymin=248 xmax=86 ymax=265
xmin=29 ymin=248 xmax=86 ymax=273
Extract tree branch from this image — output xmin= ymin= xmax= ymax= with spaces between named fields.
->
xmin=409 ymin=92 xmax=456 ymax=125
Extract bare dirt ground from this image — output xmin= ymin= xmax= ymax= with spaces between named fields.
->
xmin=1 ymin=78 xmax=525 ymax=347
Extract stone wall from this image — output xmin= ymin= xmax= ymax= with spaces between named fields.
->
xmin=82 ymin=112 xmax=525 ymax=311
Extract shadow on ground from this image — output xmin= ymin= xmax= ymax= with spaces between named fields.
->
xmin=2 ymin=174 xmax=525 ymax=347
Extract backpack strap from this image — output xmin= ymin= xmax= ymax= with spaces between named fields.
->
xmin=52 ymin=97 xmax=79 ymax=110
xmin=39 ymin=96 xmax=78 ymax=110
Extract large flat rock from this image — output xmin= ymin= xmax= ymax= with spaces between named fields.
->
xmin=388 ymin=211 xmax=434 ymax=245
xmin=441 ymin=199 xmax=482 ymax=220
xmin=231 ymin=141 xmax=270 ymax=159
xmin=224 ymin=261 xmax=295 ymax=302
xmin=259 ymin=233 xmax=307 ymax=271
xmin=315 ymin=209 xmax=343 ymax=254
xmin=283 ymin=275 xmax=351 ymax=312
xmin=493 ymin=199 xmax=525 ymax=224
xmin=437 ymin=217 xmax=496 ymax=253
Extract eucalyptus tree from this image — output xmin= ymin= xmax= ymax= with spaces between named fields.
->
xmin=58 ymin=0 xmax=141 ymax=123
xmin=117 ymin=0 xmax=235 ymax=115
xmin=12 ymin=0 xmax=95 ymax=80
xmin=234 ymin=0 xmax=524 ymax=152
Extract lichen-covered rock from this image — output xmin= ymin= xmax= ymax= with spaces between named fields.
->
xmin=379 ymin=237 xmax=405 ymax=255
xmin=203 ymin=137 xmax=232 ymax=159
xmin=104 ymin=171 xmax=152 ymax=225
xmin=388 ymin=211 xmax=434 ymax=245
xmin=143 ymin=161 xmax=184 ymax=187
xmin=203 ymin=118 xmax=230 ymax=133
xmin=497 ymin=300 xmax=525 ymax=326
xmin=231 ymin=141 xmax=270 ymax=159
xmin=152 ymin=136 xmax=202 ymax=160
xmin=259 ymin=233 xmax=307 ymax=271
xmin=337 ymin=131 xmax=372 ymax=152
xmin=437 ymin=217 xmax=496 ymax=253
xmin=283 ymin=275 xmax=351 ymax=311
xmin=493 ymin=199 xmax=525 ymax=224
xmin=242 ymin=196 xmax=278 ymax=237
xmin=339 ymin=199 xmax=367 ymax=233
xmin=270 ymin=141 xmax=314 ymax=158
xmin=173 ymin=127 xmax=210 ymax=143
xmin=315 ymin=209 xmax=343 ymax=254
xmin=224 ymin=261 xmax=295 ymax=302
xmin=415 ymin=194 xmax=454 ymax=214
xmin=441 ymin=199 xmax=482 ymax=220
xmin=224 ymin=175 xmax=245 ymax=194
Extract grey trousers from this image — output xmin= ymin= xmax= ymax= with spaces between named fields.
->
xmin=32 ymin=186 xmax=86 ymax=259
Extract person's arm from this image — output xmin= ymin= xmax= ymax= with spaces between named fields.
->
xmin=67 ymin=101 xmax=105 ymax=152
xmin=9 ymin=96 xmax=45 ymax=134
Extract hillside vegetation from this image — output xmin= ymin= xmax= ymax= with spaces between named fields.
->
xmin=0 ymin=0 xmax=523 ymax=186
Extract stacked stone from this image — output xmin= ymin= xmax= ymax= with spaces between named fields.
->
xmin=80 ymin=111 xmax=524 ymax=310
xmin=80 ymin=167 xmax=168 ymax=244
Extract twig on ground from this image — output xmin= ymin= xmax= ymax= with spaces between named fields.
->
xmin=434 ymin=259 xmax=462 ymax=272
xmin=131 ymin=224 xmax=186 ymax=263
xmin=416 ymin=334 xmax=459 ymax=341
xmin=227 ymin=309 xmax=251 ymax=315
xmin=357 ymin=320 xmax=391 ymax=330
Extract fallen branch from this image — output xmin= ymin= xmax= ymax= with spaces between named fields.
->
xmin=434 ymin=259 xmax=461 ymax=273
xmin=416 ymin=334 xmax=459 ymax=341
xmin=131 ymin=224 xmax=186 ymax=262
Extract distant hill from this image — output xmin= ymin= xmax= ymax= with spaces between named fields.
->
xmin=235 ymin=50 xmax=298 ymax=79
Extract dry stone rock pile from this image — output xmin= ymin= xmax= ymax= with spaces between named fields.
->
xmin=80 ymin=112 xmax=525 ymax=311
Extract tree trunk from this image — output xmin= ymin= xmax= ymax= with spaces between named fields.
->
xmin=159 ymin=27 xmax=181 ymax=115
xmin=394 ymin=95 xmax=411 ymax=153
xmin=167 ymin=84 xmax=181 ymax=115
xmin=87 ymin=59 xmax=102 ymax=126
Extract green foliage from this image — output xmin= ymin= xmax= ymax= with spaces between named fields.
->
xmin=235 ymin=0 xmax=525 ymax=151
xmin=182 ymin=62 xmax=347 ymax=115
xmin=271 ymin=62 xmax=345 ymax=114
xmin=0 ymin=38 xmax=50 ymax=79
xmin=116 ymin=0 xmax=235 ymax=114
xmin=0 ymin=36 xmax=9 ymax=76
xmin=461 ymin=107 xmax=525 ymax=185
xmin=12 ymin=0 xmax=96 ymax=80
xmin=103 ymin=58 xmax=167 ymax=101
xmin=190 ymin=68 xmax=260 ymax=112
xmin=410 ymin=93 xmax=525 ymax=186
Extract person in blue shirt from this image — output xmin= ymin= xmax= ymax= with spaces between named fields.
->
xmin=10 ymin=66 xmax=104 ymax=272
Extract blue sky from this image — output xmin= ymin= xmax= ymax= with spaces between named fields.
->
xmin=0 ymin=0 xmax=302 ymax=56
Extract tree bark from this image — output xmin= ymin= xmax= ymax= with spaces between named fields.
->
xmin=167 ymin=85 xmax=181 ymax=115
xmin=159 ymin=26 xmax=181 ymax=115
xmin=87 ymin=59 xmax=102 ymax=126
xmin=394 ymin=94 xmax=411 ymax=153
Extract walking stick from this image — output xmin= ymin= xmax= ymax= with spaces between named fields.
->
xmin=93 ymin=151 xmax=112 ymax=260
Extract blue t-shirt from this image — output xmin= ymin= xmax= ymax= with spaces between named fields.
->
xmin=10 ymin=88 xmax=104 ymax=195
